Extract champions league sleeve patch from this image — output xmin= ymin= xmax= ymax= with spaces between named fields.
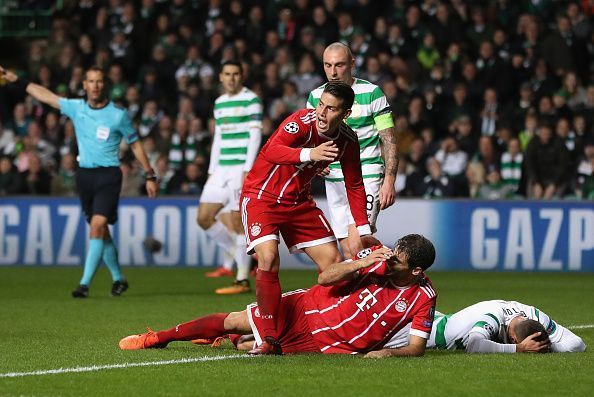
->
xmin=284 ymin=121 xmax=300 ymax=134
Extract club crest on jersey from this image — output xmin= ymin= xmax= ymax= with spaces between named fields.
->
xmin=395 ymin=298 xmax=408 ymax=313
xmin=250 ymin=223 xmax=262 ymax=237
xmin=284 ymin=121 xmax=300 ymax=134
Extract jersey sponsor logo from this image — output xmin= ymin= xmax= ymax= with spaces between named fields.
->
xmin=395 ymin=298 xmax=408 ymax=313
xmin=250 ymin=222 xmax=262 ymax=237
xmin=356 ymin=288 xmax=378 ymax=311
xmin=284 ymin=121 xmax=300 ymax=134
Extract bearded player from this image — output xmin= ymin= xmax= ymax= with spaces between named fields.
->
xmin=119 ymin=234 xmax=437 ymax=357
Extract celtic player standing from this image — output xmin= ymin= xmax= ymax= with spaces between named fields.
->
xmin=307 ymin=43 xmax=398 ymax=258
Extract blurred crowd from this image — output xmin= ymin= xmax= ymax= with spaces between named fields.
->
xmin=1 ymin=0 xmax=593 ymax=200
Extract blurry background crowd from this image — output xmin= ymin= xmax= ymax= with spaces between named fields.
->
xmin=0 ymin=0 xmax=593 ymax=200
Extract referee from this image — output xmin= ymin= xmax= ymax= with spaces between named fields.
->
xmin=1 ymin=65 xmax=158 ymax=298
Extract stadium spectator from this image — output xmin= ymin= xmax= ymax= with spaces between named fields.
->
xmin=525 ymin=124 xmax=570 ymax=199
xmin=500 ymin=137 xmax=524 ymax=195
xmin=477 ymin=170 xmax=515 ymax=200
xmin=20 ymin=152 xmax=51 ymax=195
xmin=50 ymin=153 xmax=77 ymax=196
xmin=0 ymin=120 xmax=16 ymax=155
xmin=119 ymin=235 xmax=437 ymax=357
xmin=0 ymin=155 xmax=23 ymax=195
xmin=168 ymin=162 xmax=204 ymax=196
xmin=420 ymin=157 xmax=455 ymax=199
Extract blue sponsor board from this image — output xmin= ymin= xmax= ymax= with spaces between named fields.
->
xmin=0 ymin=198 xmax=592 ymax=271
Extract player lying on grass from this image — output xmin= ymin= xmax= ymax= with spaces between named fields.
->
xmin=367 ymin=299 xmax=586 ymax=357
xmin=120 ymin=234 xmax=437 ymax=356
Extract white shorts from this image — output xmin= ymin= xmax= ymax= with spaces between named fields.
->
xmin=200 ymin=168 xmax=243 ymax=211
xmin=325 ymin=177 xmax=382 ymax=239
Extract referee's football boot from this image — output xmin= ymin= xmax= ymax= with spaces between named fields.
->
xmin=72 ymin=284 xmax=89 ymax=298
xmin=111 ymin=280 xmax=129 ymax=296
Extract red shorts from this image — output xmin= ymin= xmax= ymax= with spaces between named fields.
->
xmin=240 ymin=196 xmax=336 ymax=254
xmin=247 ymin=289 xmax=321 ymax=354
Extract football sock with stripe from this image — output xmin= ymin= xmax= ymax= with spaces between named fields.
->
xmin=235 ymin=234 xmax=250 ymax=281
xmin=79 ymin=238 xmax=105 ymax=286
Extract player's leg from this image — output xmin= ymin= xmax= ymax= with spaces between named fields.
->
xmin=119 ymin=310 xmax=252 ymax=350
xmin=252 ymin=240 xmax=281 ymax=340
xmin=74 ymin=214 xmax=109 ymax=297
xmin=215 ymin=210 xmax=251 ymax=294
xmin=101 ymin=225 xmax=129 ymax=296
xmin=324 ymin=179 xmax=353 ymax=256
xmin=217 ymin=210 xmax=237 ymax=272
xmin=344 ymin=177 xmax=382 ymax=255
xmin=198 ymin=201 xmax=236 ymax=277
xmin=303 ymin=241 xmax=343 ymax=272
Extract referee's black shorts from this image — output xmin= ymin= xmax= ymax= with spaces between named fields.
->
xmin=76 ymin=167 xmax=122 ymax=225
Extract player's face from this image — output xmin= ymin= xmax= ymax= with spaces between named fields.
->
xmin=219 ymin=65 xmax=243 ymax=95
xmin=316 ymin=92 xmax=351 ymax=135
xmin=83 ymin=70 xmax=106 ymax=103
xmin=385 ymin=248 xmax=422 ymax=278
xmin=323 ymin=48 xmax=354 ymax=84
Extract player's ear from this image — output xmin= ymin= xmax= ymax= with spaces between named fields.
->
xmin=343 ymin=109 xmax=352 ymax=120
xmin=411 ymin=267 xmax=422 ymax=276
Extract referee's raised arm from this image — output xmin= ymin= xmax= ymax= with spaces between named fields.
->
xmin=0 ymin=65 xmax=61 ymax=109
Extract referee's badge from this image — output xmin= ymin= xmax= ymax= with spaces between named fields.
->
xmin=96 ymin=126 xmax=110 ymax=140
xmin=284 ymin=121 xmax=300 ymax=134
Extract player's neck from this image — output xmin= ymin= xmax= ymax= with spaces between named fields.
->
xmin=389 ymin=272 xmax=420 ymax=287
xmin=87 ymin=98 xmax=109 ymax=109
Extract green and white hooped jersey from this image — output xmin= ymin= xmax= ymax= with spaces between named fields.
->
xmin=306 ymin=79 xmax=393 ymax=182
xmin=427 ymin=300 xmax=561 ymax=350
xmin=210 ymin=87 xmax=263 ymax=173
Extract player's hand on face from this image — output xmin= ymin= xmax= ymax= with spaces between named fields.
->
xmin=310 ymin=141 xmax=339 ymax=162
xmin=0 ymin=66 xmax=18 ymax=83
xmin=361 ymin=247 xmax=393 ymax=267
xmin=364 ymin=349 xmax=392 ymax=359
xmin=517 ymin=332 xmax=551 ymax=353
xmin=379 ymin=182 xmax=397 ymax=210
xmin=146 ymin=180 xmax=159 ymax=198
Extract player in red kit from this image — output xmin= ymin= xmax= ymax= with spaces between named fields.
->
xmin=119 ymin=234 xmax=437 ymax=358
xmin=240 ymin=82 xmax=374 ymax=354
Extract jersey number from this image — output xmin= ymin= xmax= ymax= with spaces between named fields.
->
xmin=366 ymin=194 xmax=374 ymax=211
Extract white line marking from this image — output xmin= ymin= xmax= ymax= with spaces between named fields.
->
xmin=0 ymin=354 xmax=252 ymax=378
xmin=568 ymin=324 xmax=594 ymax=330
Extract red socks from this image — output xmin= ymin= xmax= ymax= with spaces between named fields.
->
xmin=256 ymin=269 xmax=281 ymax=339
xmin=156 ymin=313 xmax=228 ymax=344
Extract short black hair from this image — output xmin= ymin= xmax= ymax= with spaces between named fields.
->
xmin=322 ymin=81 xmax=355 ymax=110
xmin=514 ymin=319 xmax=550 ymax=344
xmin=220 ymin=60 xmax=243 ymax=74
xmin=395 ymin=234 xmax=436 ymax=271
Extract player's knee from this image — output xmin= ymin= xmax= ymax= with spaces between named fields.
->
xmin=197 ymin=212 xmax=215 ymax=229
xmin=224 ymin=311 xmax=250 ymax=332
xmin=256 ymin=250 xmax=279 ymax=271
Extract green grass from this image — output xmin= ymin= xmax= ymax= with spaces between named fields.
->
xmin=0 ymin=268 xmax=592 ymax=396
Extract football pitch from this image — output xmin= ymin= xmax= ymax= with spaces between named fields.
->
xmin=0 ymin=267 xmax=592 ymax=397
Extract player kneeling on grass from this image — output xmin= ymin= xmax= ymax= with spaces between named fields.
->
xmin=368 ymin=299 xmax=586 ymax=357
xmin=120 ymin=234 xmax=437 ymax=357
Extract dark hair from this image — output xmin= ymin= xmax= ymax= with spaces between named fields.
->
xmin=322 ymin=81 xmax=355 ymax=110
xmin=395 ymin=234 xmax=436 ymax=271
xmin=220 ymin=60 xmax=243 ymax=74
xmin=514 ymin=319 xmax=550 ymax=344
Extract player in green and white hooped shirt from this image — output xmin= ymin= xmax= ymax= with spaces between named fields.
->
xmin=197 ymin=61 xmax=262 ymax=295
xmin=374 ymin=299 xmax=586 ymax=357
xmin=307 ymin=43 xmax=398 ymax=258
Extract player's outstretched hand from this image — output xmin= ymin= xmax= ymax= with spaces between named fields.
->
xmin=310 ymin=141 xmax=339 ymax=162
xmin=0 ymin=65 xmax=18 ymax=83
xmin=364 ymin=349 xmax=391 ymax=359
xmin=516 ymin=332 xmax=551 ymax=353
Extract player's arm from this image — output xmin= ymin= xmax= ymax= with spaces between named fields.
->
xmin=0 ymin=66 xmax=60 ymax=109
xmin=340 ymin=130 xmax=372 ymax=236
xmin=262 ymin=114 xmax=338 ymax=164
xmin=364 ymin=335 xmax=427 ymax=358
xmin=536 ymin=310 xmax=586 ymax=352
xmin=317 ymin=246 xmax=392 ymax=286
xmin=129 ymin=140 xmax=158 ymax=198
xmin=378 ymin=120 xmax=398 ymax=210
xmin=244 ymin=100 xmax=263 ymax=172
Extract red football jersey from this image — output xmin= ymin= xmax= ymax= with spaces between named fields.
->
xmin=303 ymin=246 xmax=437 ymax=354
xmin=242 ymin=109 xmax=369 ymax=230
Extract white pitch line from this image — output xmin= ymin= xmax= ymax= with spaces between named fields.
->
xmin=0 ymin=354 xmax=252 ymax=378
xmin=568 ymin=324 xmax=594 ymax=330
